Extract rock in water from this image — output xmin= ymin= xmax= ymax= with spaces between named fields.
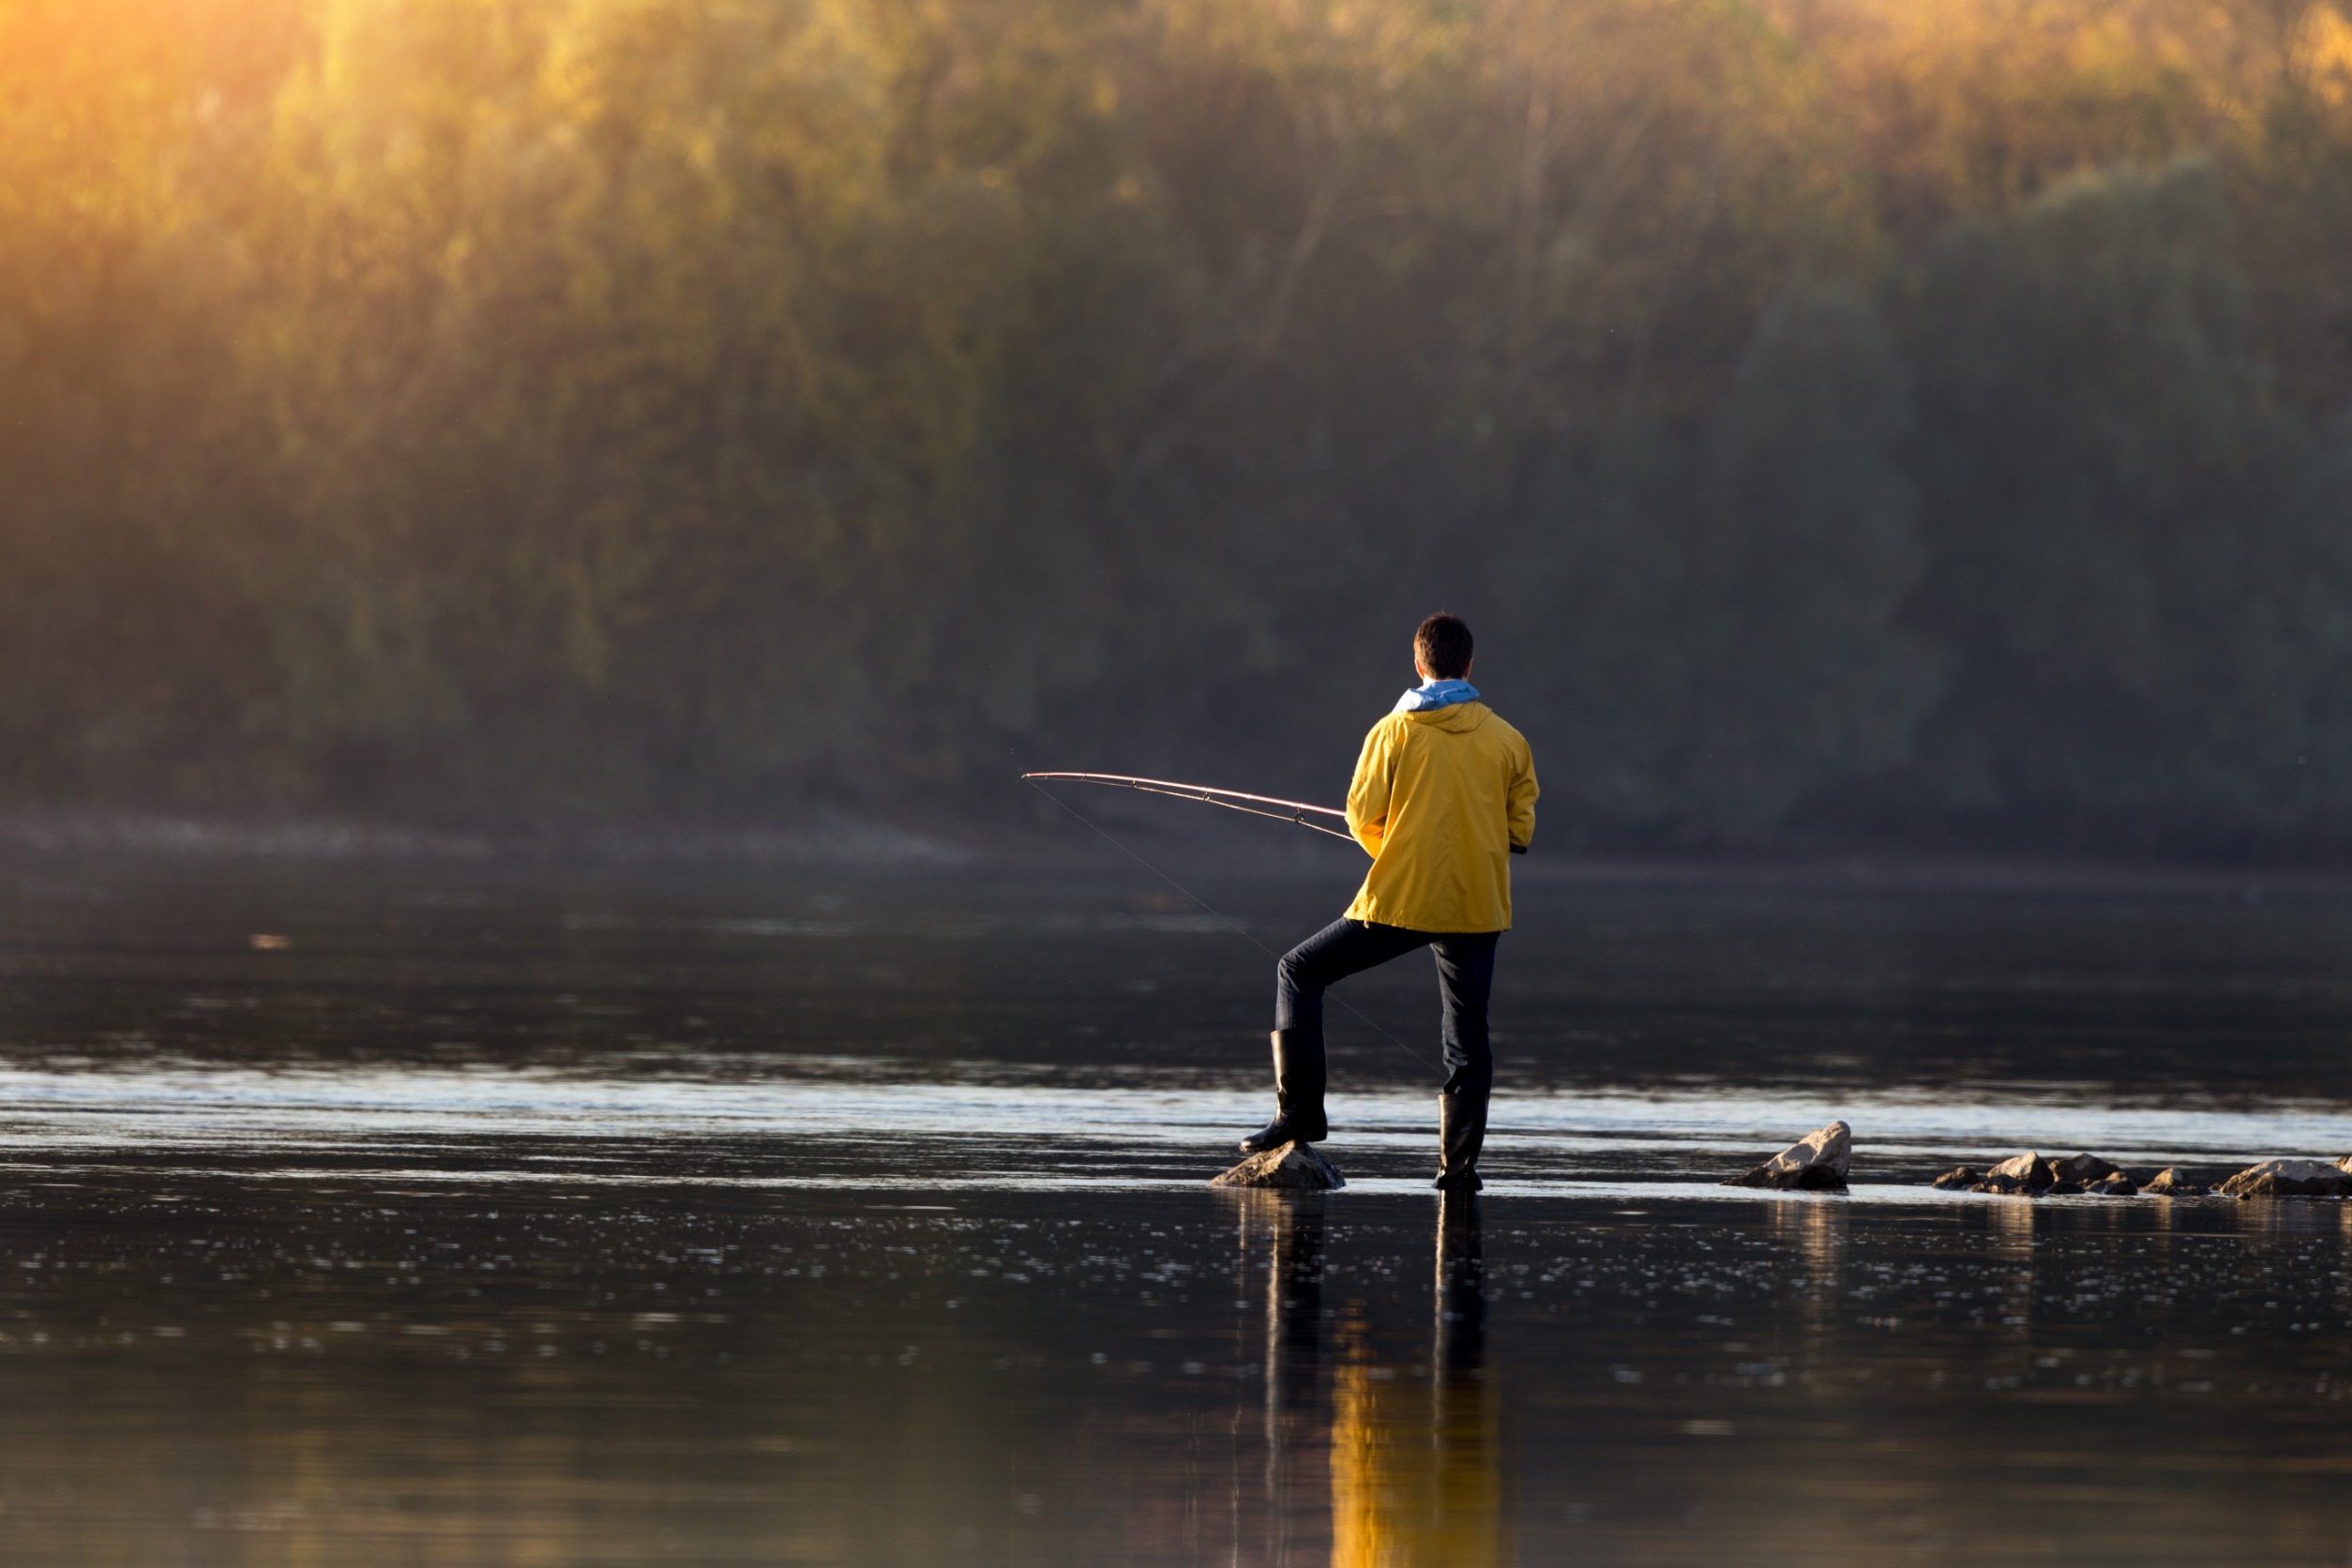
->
xmin=2218 ymin=1159 xmax=2352 ymax=1199
xmin=2143 ymin=1168 xmax=2207 ymax=1197
xmin=1211 ymin=1142 xmax=1346 ymax=1191
xmin=1723 ymin=1121 xmax=1850 ymax=1191
xmin=2028 ymin=1153 xmax=2132 ymax=1195
xmin=1975 ymin=1152 xmax=2056 ymax=1196
xmin=2051 ymin=1153 xmax=2123 ymax=1185
xmin=1948 ymin=1158 xmax=2165 ymax=1197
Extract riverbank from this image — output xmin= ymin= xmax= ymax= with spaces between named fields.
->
xmin=6 ymin=805 xmax=2349 ymax=906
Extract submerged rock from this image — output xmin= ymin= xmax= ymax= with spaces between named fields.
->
xmin=1723 ymin=1121 xmax=1850 ymax=1191
xmin=1932 ymin=1167 xmax=1980 ymax=1191
xmin=2143 ymin=1168 xmax=2209 ymax=1197
xmin=2218 ymin=1159 xmax=2352 ymax=1199
xmin=2089 ymin=1171 xmax=2138 ymax=1197
xmin=1211 ymin=1141 xmax=1346 ymax=1191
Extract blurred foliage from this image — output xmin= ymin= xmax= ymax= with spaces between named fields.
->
xmin=4 ymin=0 xmax=2352 ymax=854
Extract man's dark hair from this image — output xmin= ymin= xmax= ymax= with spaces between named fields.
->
xmin=1414 ymin=612 xmax=1474 ymax=680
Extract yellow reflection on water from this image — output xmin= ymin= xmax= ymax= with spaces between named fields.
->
xmin=1329 ymin=1194 xmax=1502 ymax=1568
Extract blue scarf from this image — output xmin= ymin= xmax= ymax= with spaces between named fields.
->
xmin=1393 ymin=677 xmax=1480 ymax=714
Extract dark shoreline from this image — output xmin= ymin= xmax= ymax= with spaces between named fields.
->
xmin=4 ymin=806 xmax=2351 ymax=903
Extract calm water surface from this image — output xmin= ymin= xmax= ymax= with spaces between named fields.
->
xmin=3 ymin=854 xmax=2351 ymax=1564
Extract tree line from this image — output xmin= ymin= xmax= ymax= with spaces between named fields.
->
xmin=6 ymin=0 xmax=2352 ymax=856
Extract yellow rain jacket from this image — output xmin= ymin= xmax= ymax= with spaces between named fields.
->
xmin=1344 ymin=701 xmax=1538 ymax=933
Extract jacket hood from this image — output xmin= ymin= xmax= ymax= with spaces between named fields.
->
xmin=1407 ymin=701 xmax=1490 ymax=733
xmin=1393 ymin=676 xmax=1481 ymax=714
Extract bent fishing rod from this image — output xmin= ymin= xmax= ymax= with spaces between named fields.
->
xmin=1020 ymin=771 xmax=1442 ymax=1070
xmin=1020 ymin=772 xmax=1355 ymax=841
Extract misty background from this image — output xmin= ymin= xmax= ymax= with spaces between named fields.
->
xmin=9 ymin=0 xmax=2352 ymax=859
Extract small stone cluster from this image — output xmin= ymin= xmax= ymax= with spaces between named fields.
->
xmin=1723 ymin=1128 xmax=2352 ymax=1199
xmin=1933 ymin=1152 xmax=2148 ymax=1196
xmin=1933 ymin=1153 xmax=2352 ymax=1199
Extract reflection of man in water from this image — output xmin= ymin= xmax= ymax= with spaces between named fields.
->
xmin=1330 ymin=1193 xmax=1501 ymax=1567
xmin=1239 ymin=613 xmax=1540 ymax=1190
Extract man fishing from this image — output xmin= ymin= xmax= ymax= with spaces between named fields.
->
xmin=1240 ymin=612 xmax=1539 ymax=1190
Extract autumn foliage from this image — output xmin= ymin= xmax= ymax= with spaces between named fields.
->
xmin=6 ymin=0 xmax=2352 ymax=853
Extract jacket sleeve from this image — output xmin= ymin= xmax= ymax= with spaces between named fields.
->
xmin=1506 ymin=734 xmax=1539 ymax=852
xmin=1346 ymin=720 xmax=1393 ymax=859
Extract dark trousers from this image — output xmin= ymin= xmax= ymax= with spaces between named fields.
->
xmin=1274 ymin=919 xmax=1500 ymax=1097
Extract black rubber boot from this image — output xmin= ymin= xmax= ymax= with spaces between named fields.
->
xmin=1238 ymin=1029 xmax=1329 ymax=1152
xmin=1433 ymin=1089 xmax=1488 ymax=1190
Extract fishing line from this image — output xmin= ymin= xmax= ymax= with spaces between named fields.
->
xmin=1025 ymin=776 xmax=1442 ymax=1076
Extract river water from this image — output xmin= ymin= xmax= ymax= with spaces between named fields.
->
xmin=2 ymin=854 xmax=2350 ymax=1563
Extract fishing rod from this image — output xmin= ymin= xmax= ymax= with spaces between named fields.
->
xmin=1019 ymin=772 xmax=1356 ymax=842
xmin=1018 ymin=770 xmax=1443 ymax=1070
